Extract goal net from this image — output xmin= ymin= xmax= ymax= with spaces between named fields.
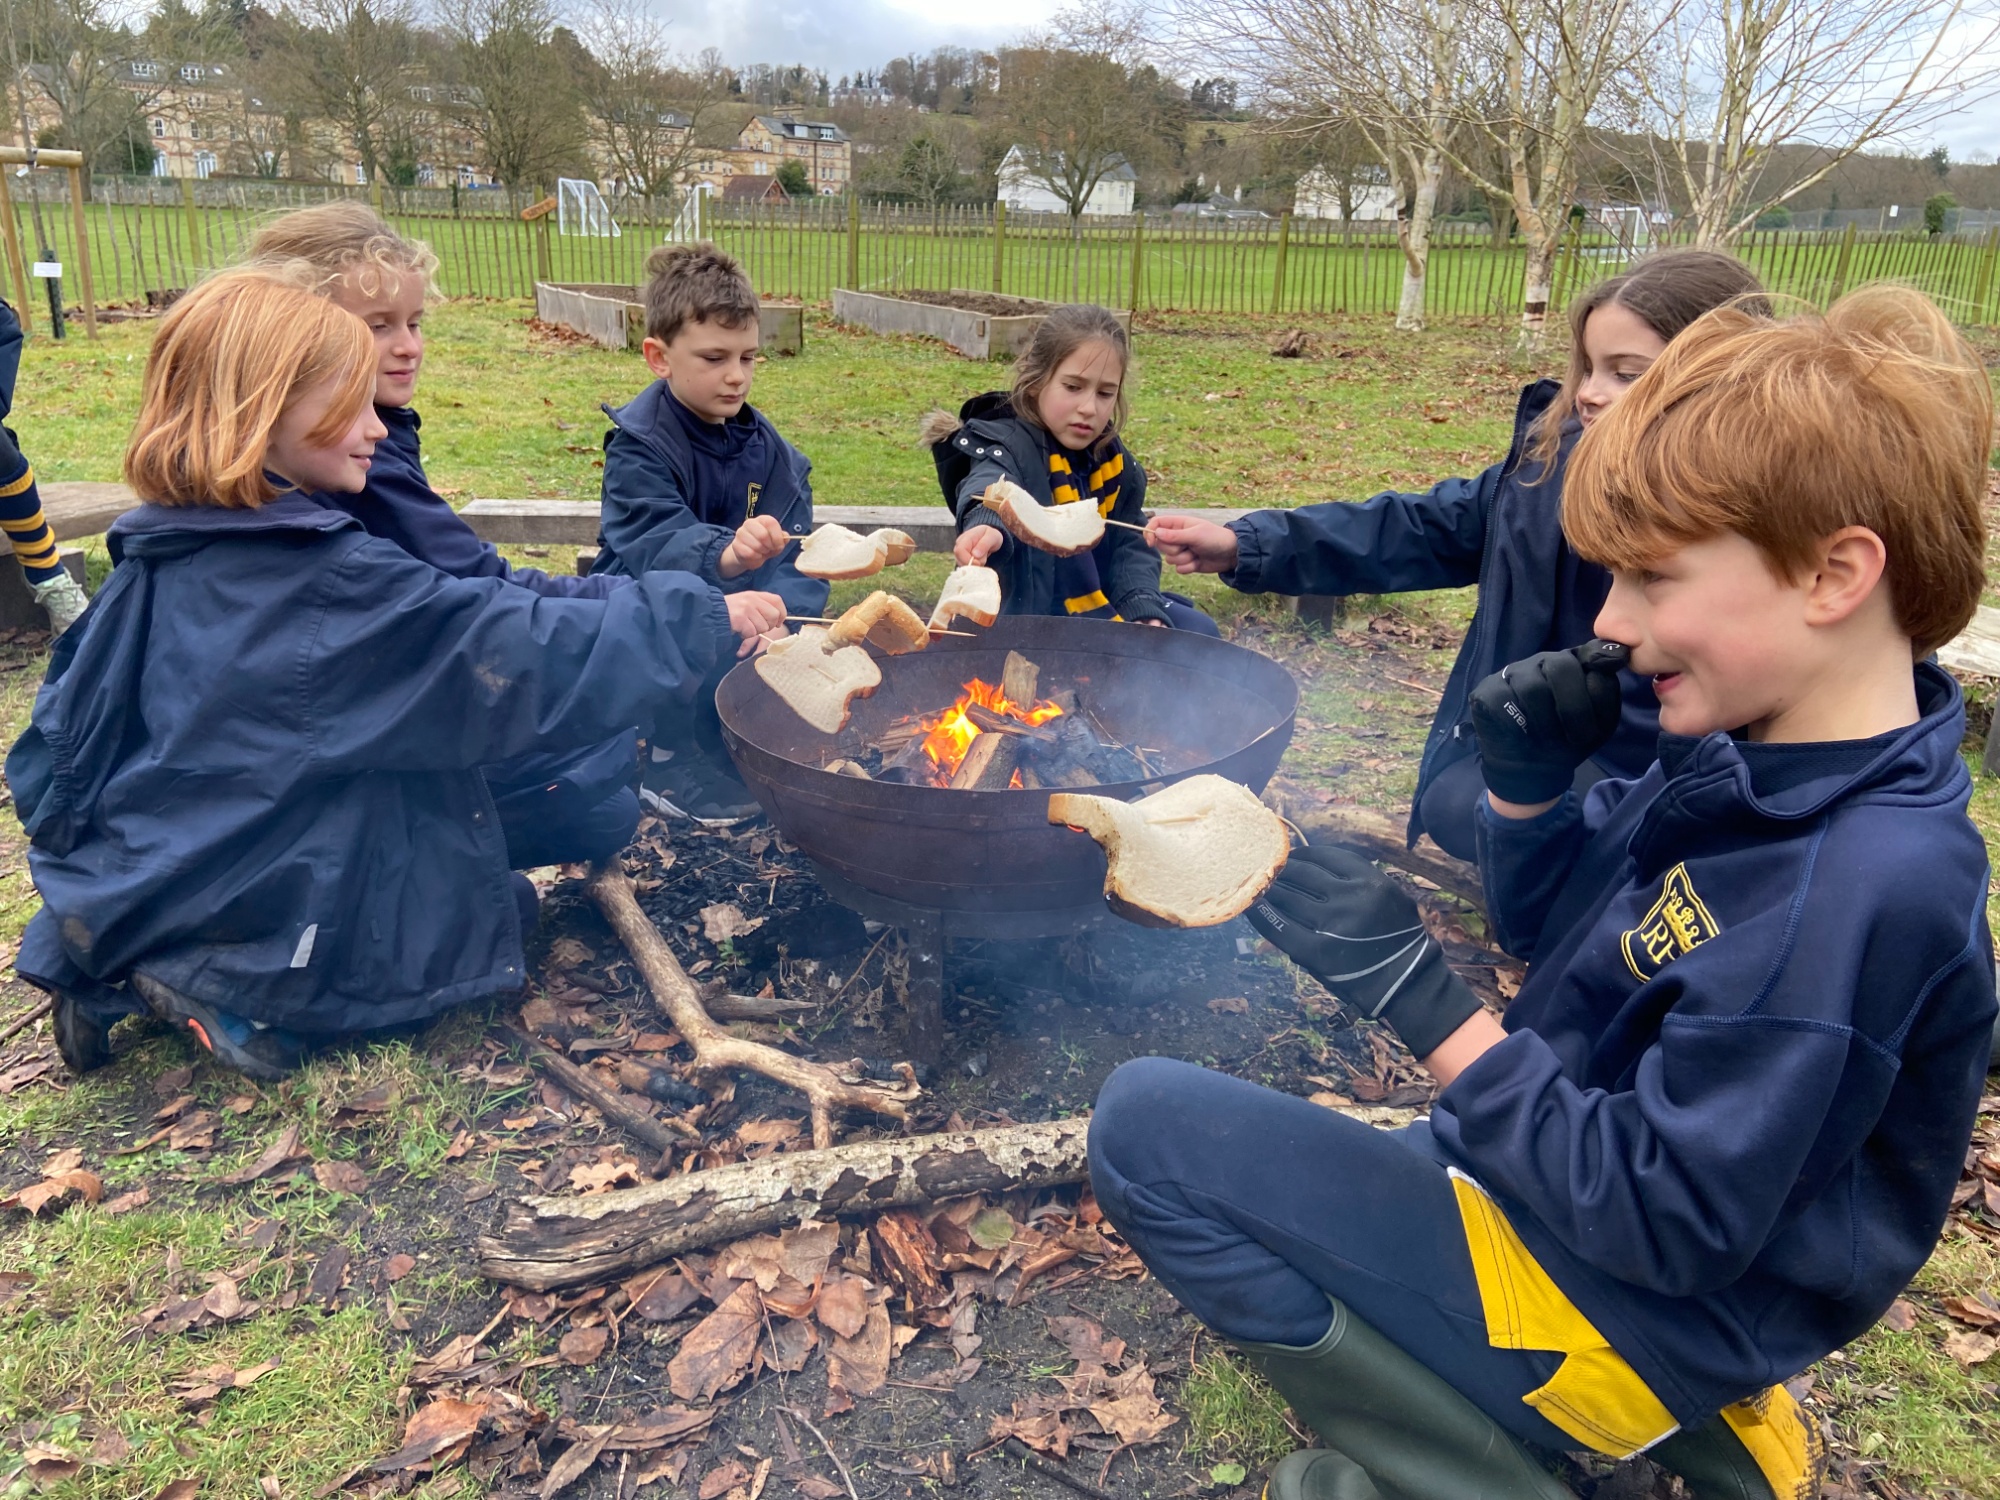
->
xmin=557 ymin=178 xmax=621 ymax=238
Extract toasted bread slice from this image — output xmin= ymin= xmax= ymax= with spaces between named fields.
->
xmin=1049 ymin=774 xmax=1289 ymax=928
xmin=827 ymin=590 xmax=930 ymax=655
xmin=797 ymin=524 xmax=887 ymax=581
xmin=985 ymin=478 xmax=1104 ymax=558
xmin=868 ymin=528 xmax=917 ymax=566
xmin=929 ymin=565 xmax=1001 ymax=631
xmin=755 ymin=627 xmax=883 ymax=734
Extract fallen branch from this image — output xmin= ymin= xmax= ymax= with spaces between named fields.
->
xmin=1268 ymin=798 xmax=1484 ymax=911
xmin=590 ymin=863 xmax=918 ymax=1149
xmin=781 ymin=1407 xmax=861 ymax=1500
xmin=999 ymin=1439 xmax=1119 ymax=1500
xmin=475 ymin=1117 xmax=1089 ymax=1290
xmin=0 ymin=998 xmax=51 ymax=1049
xmin=707 ymin=992 xmax=818 ymax=1022
xmin=504 ymin=1025 xmax=692 ymax=1157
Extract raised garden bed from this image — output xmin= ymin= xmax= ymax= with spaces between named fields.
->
xmin=831 ymin=287 xmax=1133 ymax=360
xmin=534 ymin=281 xmax=804 ymax=355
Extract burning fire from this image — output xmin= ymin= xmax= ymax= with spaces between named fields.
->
xmin=919 ymin=677 xmax=1064 ymax=777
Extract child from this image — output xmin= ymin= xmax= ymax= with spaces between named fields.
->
xmin=926 ymin=304 xmax=1217 ymax=636
xmin=1149 ymin=250 xmax=1765 ymax=862
xmin=592 ymin=242 xmax=824 ymax=826
xmin=250 ymin=203 xmax=661 ymax=872
xmin=0 ymin=298 xmax=90 ymax=635
xmin=10 ymin=267 xmax=782 ymax=1079
xmin=1089 ymin=287 xmax=1996 ymax=1500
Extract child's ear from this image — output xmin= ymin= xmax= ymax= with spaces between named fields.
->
xmin=1804 ymin=526 xmax=1889 ymax=628
xmin=641 ymin=337 xmax=673 ymax=382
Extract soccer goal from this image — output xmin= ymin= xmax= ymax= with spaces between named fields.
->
xmin=667 ymin=181 xmax=712 ymax=243
xmin=557 ymin=178 xmax=621 ymax=238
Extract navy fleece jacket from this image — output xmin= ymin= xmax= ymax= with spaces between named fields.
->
xmin=336 ymin=406 xmax=622 ymax=599
xmin=1433 ymin=664 xmax=1994 ymax=1425
xmin=590 ymin=381 xmax=826 ymax=621
xmin=1223 ymin=382 xmax=1659 ymax=848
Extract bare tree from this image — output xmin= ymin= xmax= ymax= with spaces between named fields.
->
xmin=263 ymin=0 xmax=422 ymax=185
xmin=1176 ymin=0 xmax=1468 ymax=329
xmin=436 ymin=0 xmax=587 ymax=193
xmin=1641 ymin=0 xmax=2000 ymax=243
xmin=571 ymin=0 xmax=728 ymax=200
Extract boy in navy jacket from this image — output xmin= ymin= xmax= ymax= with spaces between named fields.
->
xmin=1089 ymin=287 xmax=1996 ymax=1500
xmin=592 ymin=242 xmax=824 ymax=825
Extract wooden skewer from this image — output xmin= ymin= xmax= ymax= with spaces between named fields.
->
xmin=1101 ymin=518 xmax=1151 ymax=534
xmin=783 ymin=616 xmax=977 ymax=637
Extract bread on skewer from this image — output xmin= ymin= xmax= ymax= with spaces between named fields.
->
xmin=827 ymin=591 xmax=931 ymax=655
xmin=1049 ymin=774 xmax=1289 ymax=928
xmin=929 ymin=564 xmax=1001 ymax=631
xmin=984 ymin=478 xmax=1104 ymax=558
xmin=754 ymin=626 xmax=882 ymax=733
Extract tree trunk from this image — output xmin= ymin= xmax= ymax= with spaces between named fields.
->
xmin=1516 ymin=232 xmax=1560 ymax=351
xmin=475 ymin=1118 xmax=1091 ymax=1290
xmin=1394 ymin=151 xmax=1441 ymax=332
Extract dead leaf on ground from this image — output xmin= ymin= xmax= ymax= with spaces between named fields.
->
xmin=20 ymin=1444 xmax=81 ymax=1483
xmin=700 ymin=903 xmax=766 ymax=944
xmin=218 ymin=1123 xmax=304 ymax=1185
xmin=569 ymin=1158 xmax=642 ymax=1194
xmin=101 ymin=1185 xmax=152 ymax=1215
xmin=667 ymin=1282 xmax=763 ymax=1402
xmin=168 ymin=1111 xmax=219 ymax=1150
xmin=699 ymin=1458 xmax=751 ymax=1500
xmin=539 ymin=1428 xmax=612 ymax=1496
xmin=815 ymin=1272 xmax=869 ymax=1339
xmin=1942 ymin=1293 xmax=2000 ymax=1329
xmin=89 ymin=1427 xmax=132 ymax=1464
xmin=1945 ymin=1328 xmax=1998 ymax=1367
xmin=625 ymin=1268 xmax=700 ymax=1322
xmin=1205 ymin=996 xmax=1250 ymax=1015
xmin=314 ymin=1159 xmax=368 ymax=1194
xmin=735 ymin=1117 xmax=801 ymax=1148
xmin=827 ymin=1301 xmax=892 ymax=1403
xmin=560 ymin=1325 xmax=611 ymax=1366
xmin=1047 ymin=1315 xmax=1126 ymax=1372
xmin=987 ymin=1398 xmax=1073 ymax=1458
xmin=1878 ymin=1298 xmax=1918 ymax=1332
xmin=374 ymin=1396 xmax=484 ymax=1472
xmin=152 ymin=1482 xmax=200 ymax=1500
xmin=384 ymin=1253 xmax=417 ymax=1283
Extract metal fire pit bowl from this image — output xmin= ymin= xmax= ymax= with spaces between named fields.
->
xmin=715 ymin=615 xmax=1298 ymax=938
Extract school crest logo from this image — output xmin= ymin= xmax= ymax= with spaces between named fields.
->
xmin=747 ymin=482 xmax=763 ymax=516
xmin=1621 ymin=862 xmax=1721 ymax=981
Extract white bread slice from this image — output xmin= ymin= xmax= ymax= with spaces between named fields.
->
xmin=868 ymin=529 xmax=917 ymax=566
xmin=827 ymin=590 xmax=930 ymax=655
xmin=985 ymin=478 xmax=1104 ymax=558
xmin=797 ymin=524 xmax=887 ymax=580
xmin=928 ymin=565 xmax=1001 ymax=631
xmin=1049 ymin=774 xmax=1289 ymax=928
xmin=754 ymin=627 xmax=883 ymax=734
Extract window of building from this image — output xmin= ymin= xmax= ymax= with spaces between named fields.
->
xmin=152 ymin=118 xmax=165 ymax=138
xmin=151 ymin=154 xmax=169 ymax=177
xmin=355 ymin=163 xmax=367 ymax=185
xmin=416 ymin=163 xmax=435 ymax=185
xmin=817 ymin=127 xmax=835 ymax=140
xmin=180 ymin=64 xmax=202 ymax=82
xmin=132 ymin=61 xmax=160 ymax=80
xmin=194 ymin=150 xmax=216 ymax=179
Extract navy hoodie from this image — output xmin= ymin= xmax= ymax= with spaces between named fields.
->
xmin=1223 ymin=382 xmax=1659 ymax=847
xmin=1431 ymin=664 xmax=1994 ymax=1425
xmin=334 ymin=405 xmax=623 ymax=599
xmin=591 ymin=381 xmax=826 ymax=621
xmin=7 ymin=494 xmax=732 ymax=1036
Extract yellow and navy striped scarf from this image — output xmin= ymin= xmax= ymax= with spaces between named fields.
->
xmin=1049 ymin=444 xmax=1126 ymax=617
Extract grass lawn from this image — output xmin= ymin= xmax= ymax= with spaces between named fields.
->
xmin=2 ymin=299 xmax=1999 ymax=1496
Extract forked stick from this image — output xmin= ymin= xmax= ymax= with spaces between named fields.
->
xmin=588 ymin=864 xmax=920 ymax=1148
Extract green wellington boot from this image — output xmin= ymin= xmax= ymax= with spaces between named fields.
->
xmin=1235 ymin=1298 xmax=1577 ymax=1500
xmin=1647 ymin=1417 xmax=1781 ymax=1500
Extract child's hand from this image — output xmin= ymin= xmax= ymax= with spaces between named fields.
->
xmin=725 ymin=590 xmax=788 ymax=656
xmin=1248 ymin=846 xmax=1481 ymax=1061
xmin=1147 ymin=514 xmax=1239 ymax=574
xmin=719 ymin=516 xmax=790 ymax=579
xmin=955 ymin=526 xmax=1004 ymax=566
xmin=1468 ymin=640 xmax=1629 ymax=810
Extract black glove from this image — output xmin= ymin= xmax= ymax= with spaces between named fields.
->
xmin=1466 ymin=639 xmax=1630 ymax=805
xmin=1248 ymin=845 xmax=1481 ymax=1059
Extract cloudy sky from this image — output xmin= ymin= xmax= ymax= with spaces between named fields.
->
xmin=653 ymin=0 xmax=1063 ymax=78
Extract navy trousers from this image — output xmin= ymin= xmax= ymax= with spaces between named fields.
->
xmin=1089 ymin=1056 xmax=1576 ymax=1452
xmin=485 ymin=731 xmax=641 ymax=871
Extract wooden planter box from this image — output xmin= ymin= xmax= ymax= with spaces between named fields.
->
xmin=534 ymin=282 xmax=805 ymax=355
xmin=830 ymin=288 xmax=1131 ymax=360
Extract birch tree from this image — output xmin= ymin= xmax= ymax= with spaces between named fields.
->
xmin=571 ymin=0 xmax=729 ymax=200
xmin=1640 ymin=0 xmax=2000 ymax=243
xmin=1173 ymin=0 xmax=1469 ymax=330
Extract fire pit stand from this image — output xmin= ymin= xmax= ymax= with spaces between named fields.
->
xmin=717 ymin=616 xmax=1300 ymax=1065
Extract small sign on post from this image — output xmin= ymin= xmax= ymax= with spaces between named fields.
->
xmin=30 ymin=261 xmax=59 ymax=278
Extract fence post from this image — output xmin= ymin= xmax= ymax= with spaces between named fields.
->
xmin=179 ymin=174 xmax=202 ymax=279
xmin=846 ymin=193 xmax=861 ymax=289
xmin=1829 ymin=221 xmax=1859 ymax=303
xmin=1974 ymin=227 xmax=2000 ymax=328
xmin=1270 ymin=209 xmax=1292 ymax=316
xmin=992 ymin=200 xmax=1006 ymax=292
xmin=534 ymin=213 xmax=553 ymax=285
xmin=369 ymin=177 xmax=386 ymax=217
xmin=0 ymin=165 xmax=30 ymax=335
xmin=1128 ymin=212 xmax=1144 ymax=315
xmin=65 ymin=165 xmax=96 ymax=339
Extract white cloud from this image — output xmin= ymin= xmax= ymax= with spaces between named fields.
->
xmin=652 ymin=0 xmax=1064 ymax=75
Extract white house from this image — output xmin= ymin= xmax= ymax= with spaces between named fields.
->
xmin=1294 ymin=167 xmax=1398 ymax=222
xmin=998 ymin=145 xmax=1137 ymax=216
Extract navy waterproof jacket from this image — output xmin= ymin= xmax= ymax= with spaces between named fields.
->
xmin=590 ymin=381 xmax=827 ymax=620
xmin=0 ymin=300 xmax=20 ymax=420
xmin=337 ymin=405 xmax=623 ymax=599
xmin=1223 ymin=381 xmax=1659 ymax=846
xmin=941 ymin=397 xmax=1170 ymax=624
xmin=7 ymin=494 xmax=733 ymax=1036
xmin=1434 ymin=664 xmax=1994 ymax=1425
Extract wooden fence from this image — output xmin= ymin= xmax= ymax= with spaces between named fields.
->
xmin=7 ymin=173 xmax=2000 ymax=328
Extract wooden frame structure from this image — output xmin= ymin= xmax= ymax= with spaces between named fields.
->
xmin=0 ymin=147 xmax=97 ymax=339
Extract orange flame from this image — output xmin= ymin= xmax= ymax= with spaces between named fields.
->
xmin=919 ymin=677 xmax=1064 ymax=777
